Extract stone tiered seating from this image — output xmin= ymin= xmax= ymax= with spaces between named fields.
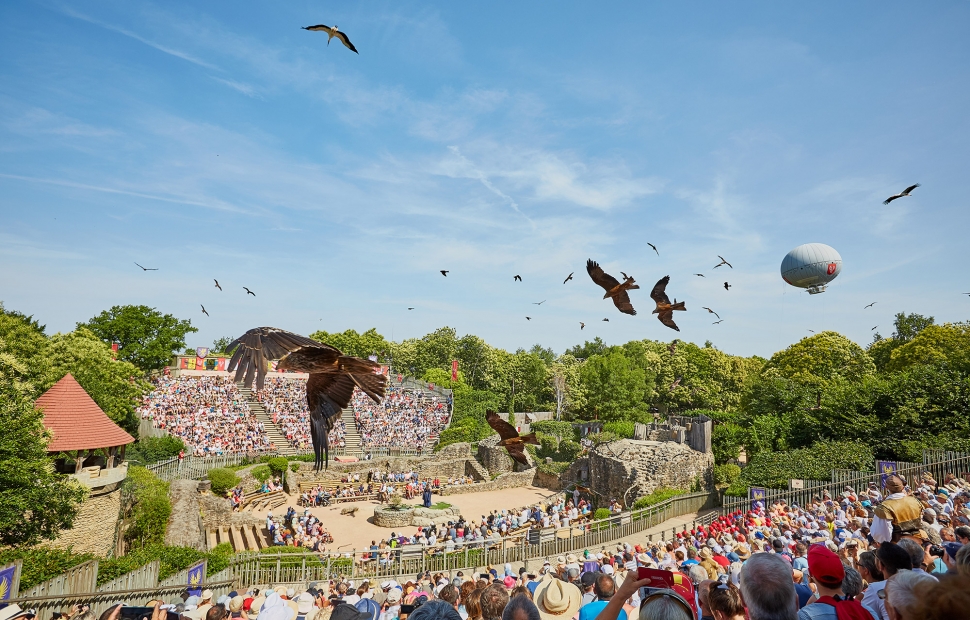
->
xmin=298 ymin=480 xmax=378 ymax=503
xmin=206 ymin=523 xmax=267 ymax=551
xmin=245 ymin=490 xmax=286 ymax=512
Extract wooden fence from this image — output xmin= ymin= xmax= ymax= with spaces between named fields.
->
xmin=722 ymin=449 xmax=970 ymax=514
xmin=146 ymin=453 xmax=269 ymax=482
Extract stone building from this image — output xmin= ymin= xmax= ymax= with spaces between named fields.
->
xmin=37 ymin=374 xmax=134 ymax=555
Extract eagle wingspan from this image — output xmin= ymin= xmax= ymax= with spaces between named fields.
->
xmin=225 ymin=327 xmax=338 ymax=390
xmin=308 ymin=372 xmax=358 ymax=412
xmin=505 ymin=444 xmax=530 ymax=466
xmin=587 ymin=259 xmax=621 ymax=293
xmin=611 ymin=290 xmax=637 ymax=315
xmin=657 ymin=310 xmax=681 ymax=332
xmin=650 ymin=276 xmax=672 ymax=305
xmin=486 ymin=410 xmax=519 ymax=441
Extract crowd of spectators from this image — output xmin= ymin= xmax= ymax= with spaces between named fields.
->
xmin=255 ymin=378 xmax=346 ymax=451
xmin=354 ymin=387 xmax=450 ymax=449
xmin=138 ymin=376 xmax=273 ymax=456
xmin=266 ymin=506 xmax=334 ymax=550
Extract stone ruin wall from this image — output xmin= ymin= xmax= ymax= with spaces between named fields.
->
xmin=585 ymin=439 xmax=713 ymax=506
xmin=49 ymin=486 xmax=122 ymax=556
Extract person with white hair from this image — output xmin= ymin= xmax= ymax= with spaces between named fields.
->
xmin=882 ymin=570 xmax=936 ymax=620
xmin=739 ymin=554 xmax=797 ymax=620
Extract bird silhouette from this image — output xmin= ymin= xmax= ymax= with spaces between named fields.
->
xmin=694 ymin=273 xmax=705 ymax=277
xmin=564 ymin=272 xmax=574 ymax=284
xmin=440 ymin=270 xmax=449 ymax=277
xmin=702 ymin=307 xmax=720 ymax=319
xmin=883 ymin=184 xmax=919 ymax=205
xmin=201 ymin=305 xmax=209 ymax=316
xmin=407 ymin=307 xmax=414 ymax=310
xmin=486 ymin=410 xmax=538 ymax=466
xmin=214 ymin=279 xmax=222 ymax=291
xmin=647 ymin=243 xmax=659 ymax=256
xmin=579 ymin=322 xmax=585 ymax=330
xmin=244 ymin=287 xmax=256 ymax=296
xmin=514 ymin=275 xmax=522 ymax=281
xmin=525 ymin=317 xmax=531 ymax=321
xmin=712 ymin=320 xmax=724 ymax=325
xmin=650 ymin=276 xmax=686 ymax=332
xmin=806 ymin=392 xmax=822 ymax=412
xmin=864 ymin=302 xmax=877 ymax=309
xmin=587 ymin=259 xmax=639 ymax=315
xmin=134 ymin=262 xmax=158 ymax=271
xmin=714 ymin=256 xmax=733 ymax=269
xmin=669 ymin=376 xmax=682 ymax=391
xmin=225 ymin=327 xmax=386 ymax=470
xmin=724 ymin=282 xmax=731 ymax=291
xmin=602 ymin=318 xmax=609 ymax=322
xmin=302 ymin=24 xmax=358 ymax=54
xmin=808 ymin=329 xmax=815 ymax=333
xmin=668 ymin=339 xmax=679 ymax=355
xmin=872 ymin=326 xmax=878 ymax=331
xmin=533 ymin=300 xmax=546 ymax=305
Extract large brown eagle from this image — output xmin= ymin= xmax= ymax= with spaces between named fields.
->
xmin=225 ymin=327 xmax=386 ymax=471
xmin=650 ymin=276 xmax=686 ymax=331
xmin=486 ymin=411 xmax=539 ymax=466
xmin=587 ymin=259 xmax=639 ymax=315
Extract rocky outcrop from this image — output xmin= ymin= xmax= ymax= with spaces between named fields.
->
xmin=587 ymin=439 xmax=713 ymax=505
xmin=164 ymin=480 xmax=206 ymax=550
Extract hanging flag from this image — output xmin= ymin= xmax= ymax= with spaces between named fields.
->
xmin=749 ymin=487 xmax=766 ymax=510
xmin=451 ymin=360 xmax=459 ymax=382
xmin=0 ymin=561 xmax=21 ymax=608
xmin=216 ymin=358 xmax=226 ymax=371
xmin=196 ymin=347 xmax=209 ymax=359
xmin=876 ymin=461 xmax=897 ymax=489
xmin=187 ymin=560 xmax=205 ymax=597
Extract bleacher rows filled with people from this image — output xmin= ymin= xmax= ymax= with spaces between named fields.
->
xmin=255 ymin=377 xmax=347 ymax=450
xmin=138 ymin=375 xmax=274 ymax=456
xmin=352 ymin=386 xmax=451 ymax=449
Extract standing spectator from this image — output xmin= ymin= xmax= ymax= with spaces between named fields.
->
xmin=578 ymin=574 xmax=626 ymax=620
xmin=739 ymin=554 xmax=798 ymax=620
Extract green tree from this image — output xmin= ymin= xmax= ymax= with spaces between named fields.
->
xmin=886 ymin=323 xmax=970 ymax=373
xmin=309 ymin=328 xmax=393 ymax=360
xmin=565 ymin=337 xmax=608 ymax=360
xmin=0 ymin=385 xmax=87 ymax=547
xmin=761 ymin=331 xmax=875 ymax=387
xmin=579 ymin=351 xmax=647 ymax=421
xmin=80 ymin=305 xmax=197 ymax=371
xmin=210 ymin=336 xmax=234 ymax=354
xmin=891 ymin=312 xmax=935 ymax=344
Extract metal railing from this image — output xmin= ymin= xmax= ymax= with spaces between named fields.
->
xmin=722 ymin=450 xmax=970 ymax=514
xmin=145 ymin=453 xmax=275 ymax=482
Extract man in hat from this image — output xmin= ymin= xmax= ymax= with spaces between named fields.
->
xmin=871 ymin=475 xmax=925 ymax=543
xmin=533 ymin=578 xmax=581 ymax=620
xmin=797 ymin=545 xmax=874 ymax=619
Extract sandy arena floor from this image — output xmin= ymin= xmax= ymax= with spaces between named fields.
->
xmin=252 ymin=486 xmax=556 ymax=550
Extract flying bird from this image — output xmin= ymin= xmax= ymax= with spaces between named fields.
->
xmin=602 ymin=318 xmax=609 ymax=322
xmin=668 ymin=339 xmax=679 ymax=355
xmin=647 ymin=243 xmax=659 ymax=256
xmin=694 ymin=273 xmax=705 ymax=277
xmin=225 ymin=327 xmax=386 ymax=470
xmin=872 ymin=326 xmax=878 ymax=331
xmin=712 ymin=320 xmax=724 ymax=325
xmin=702 ymin=307 xmax=720 ymax=319
xmin=525 ymin=317 xmax=531 ymax=321
xmin=134 ymin=262 xmax=158 ymax=271
xmin=214 ymin=279 xmax=222 ymax=291
xmin=883 ymin=184 xmax=919 ymax=205
xmin=440 ymin=270 xmax=449 ymax=277
xmin=669 ymin=376 xmax=682 ymax=391
xmin=806 ymin=392 xmax=822 ymax=412
xmin=407 ymin=307 xmax=414 ymax=310
xmin=579 ymin=322 xmax=585 ymax=330
xmin=864 ymin=302 xmax=877 ymax=309
xmin=201 ymin=305 xmax=209 ymax=317
xmin=724 ymin=282 xmax=731 ymax=291
xmin=302 ymin=24 xmax=358 ymax=54
xmin=587 ymin=259 xmax=639 ymax=315
xmin=514 ymin=275 xmax=522 ymax=282
xmin=714 ymin=256 xmax=733 ymax=269
xmin=564 ymin=272 xmax=574 ymax=284
xmin=650 ymin=276 xmax=686 ymax=332
xmin=808 ymin=329 xmax=815 ymax=333
xmin=533 ymin=300 xmax=546 ymax=305
xmin=485 ymin=410 xmax=539 ymax=466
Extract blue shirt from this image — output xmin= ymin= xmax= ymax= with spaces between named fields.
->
xmin=579 ymin=601 xmax=627 ymax=620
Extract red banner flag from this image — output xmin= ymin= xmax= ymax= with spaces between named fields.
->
xmin=451 ymin=359 xmax=459 ymax=382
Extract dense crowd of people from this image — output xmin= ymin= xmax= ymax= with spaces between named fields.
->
xmin=354 ymin=387 xmax=451 ymax=449
xmin=255 ymin=378 xmax=346 ymax=451
xmin=138 ymin=376 xmax=274 ymax=455
xmin=265 ymin=506 xmax=334 ymax=550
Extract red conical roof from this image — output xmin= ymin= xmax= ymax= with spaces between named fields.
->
xmin=35 ymin=374 xmax=135 ymax=452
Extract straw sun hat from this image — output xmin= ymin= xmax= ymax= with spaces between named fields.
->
xmin=533 ymin=578 xmax=581 ymax=620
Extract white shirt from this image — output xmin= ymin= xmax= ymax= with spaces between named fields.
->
xmin=871 ymin=492 xmax=906 ymax=543
xmin=862 ymin=581 xmax=887 ymax=620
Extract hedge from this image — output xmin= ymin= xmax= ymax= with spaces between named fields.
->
xmin=603 ymin=421 xmax=636 ymax=439
xmin=207 ymin=468 xmax=240 ymax=496
xmin=530 ymin=421 xmax=576 ymax=441
xmin=714 ymin=464 xmax=741 ymax=486
xmin=631 ymin=487 xmax=687 ymax=510
xmin=726 ymin=439 xmax=874 ymax=496
xmin=0 ymin=547 xmax=95 ymax=591
xmin=127 ymin=436 xmax=186 ymax=465
xmin=267 ymin=456 xmax=290 ymax=477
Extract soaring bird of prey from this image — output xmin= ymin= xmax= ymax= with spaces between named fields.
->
xmin=602 ymin=318 xmax=609 ymax=322
xmin=214 ymin=279 xmax=222 ymax=291
xmin=650 ymin=276 xmax=686 ymax=332
xmin=485 ymin=410 xmax=538 ymax=466
xmin=201 ymin=305 xmax=209 ymax=317
xmin=702 ymin=307 xmax=720 ymax=319
xmin=713 ymin=256 xmax=733 ymax=269
xmin=864 ymin=302 xmax=877 ymax=309
xmin=525 ymin=317 xmax=531 ymax=321
xmin=579 ymin=322 xmax=585 ymax=330
xmin=883 ymin=184 xmax=919 ymax=205
xmin=587 ymin=259 xmax=639 ymax=315
xmin=712 ymin=319 xmax=724 ymax=325
xmin=647 ymin=243 xmax=659 ymax=256
xmin=806 ymin=392 xmax=822 ymax=412
xmin=668 ymin=339 xmax=679 ymax=355
xmin=407 ymin=307 xmax=414 ymax=310
xmin=302 ymin=24 xmax=358 ymax=54
xmin=514 ymin=275 xmax=522 ymax=281
xmin=244 ymin=287 xmax=256 ymax=296
xmin=669 ymin=376 xmax=682 ymax=391
xmin=724 ymin=282 xmax=731 ymax=291
xmin=694 ymin=273 xmax=705 ymax=277
xmin=225 ymin=327 xmax=386 ymax=471
xmin=533 ymin=300 xmax=546 ymax=305
xmin=134 ymin=262 xmax=158 ymax=271
xmin=440 ymin=270 xmax=449 ymax=277
xmin=872 ymin=326 xmax=878 ymax=331
xmin=564 ymin=272 xmax=574 ymax=284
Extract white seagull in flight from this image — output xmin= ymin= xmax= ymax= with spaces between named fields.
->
xmin=302 ymin=24 xmax=358 ymax=54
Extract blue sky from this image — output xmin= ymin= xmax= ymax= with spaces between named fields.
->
xmin=2 ymin=1 xmax=969 ymax=358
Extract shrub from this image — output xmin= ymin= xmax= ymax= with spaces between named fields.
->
xmin=593 ymin=508 xmax=612 ymax=521
xmin=0 ymin=547 xmax=95 ymax=591
xmin=632 ymin=487 xmax=686 ymax=510
xmin=712 ymin=423 xmax=745 ymax=465
xmin=251 ymin=465 xmax=271 ymax=484
xmin=536 ymin=461 xmax=570 ymax=476
xmin=128 ymin=436 xmax=186 ymax=465
xmin=267 ymin=456 xmax=290 ymax=477
xmin=123 ymin=466 xmax=171 ymax=550
xmin=290 ymin=463 xmax=300 ymax=472
xmin=603 ymin=420 xmax=636 ymax=438
xmin=207 ymin=468 xmax=240 ymax=496
xmin=530 ymin=421 xmax=576 ymax=441
xmin=714 ymin=464 xmax=741 ymax=486
xmin=726 ymin=439 xmax=874 ymax=496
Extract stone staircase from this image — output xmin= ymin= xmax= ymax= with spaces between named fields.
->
xmin=206 ymin=523 xmax=269 ymax=552
xmin=237 ymin=383 xmax=298 ymax=456
xmin=341 ymin=408 xmax=361 ymax=453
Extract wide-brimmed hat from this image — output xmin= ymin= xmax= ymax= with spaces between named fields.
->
xmin=533 ymin=578 xmax=582 ymax=620
xmin=0 ymin=604 xmax=32 ymax=620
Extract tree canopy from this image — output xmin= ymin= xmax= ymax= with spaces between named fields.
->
xmin=80 ymin=305 xmax=197 ymax=371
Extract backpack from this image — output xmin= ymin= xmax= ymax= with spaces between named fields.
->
xmin=355 ymin=598 xmax=381 ymax=620
xmin=816 ymin=595 xmax=875 ymax=620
